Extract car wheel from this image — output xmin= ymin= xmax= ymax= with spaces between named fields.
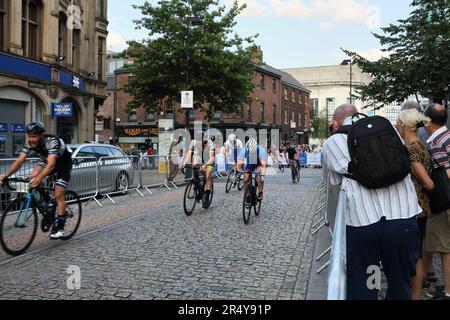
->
xmin=116 ymin=172 xmax=129 ymax=195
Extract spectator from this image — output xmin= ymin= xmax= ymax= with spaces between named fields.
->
xmin=401 ymin=101 xmax=430 ymax=147
xmin=424 ymin=103 xmax=450 ymax=300
xmin=396 ymin=109 xmax=435 ymax=300
xmin=140 ymin=148 xmax=150 ymax=170
xmin=168 ymin=137 xmax=182 ymax=182
xmin=323 ymin=104 xmax=421 ymax=300
xmin=147 ymin=145 xmax=154 ymax=169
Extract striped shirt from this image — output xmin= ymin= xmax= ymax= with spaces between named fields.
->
xmin=323 ymin=117 xmax=421 ymax=227
xmin=426 ymin=126 xmax=450 ymax=169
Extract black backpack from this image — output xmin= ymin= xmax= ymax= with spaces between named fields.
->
xmin=334 ymin=113 xmax=411 ymax=189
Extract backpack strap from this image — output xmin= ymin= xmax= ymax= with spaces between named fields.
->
xmin=332 ymin=125 xmax=352 ymax=136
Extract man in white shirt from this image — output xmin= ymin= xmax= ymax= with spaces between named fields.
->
xmin=323 ymin=104 xmax=422 ymax=300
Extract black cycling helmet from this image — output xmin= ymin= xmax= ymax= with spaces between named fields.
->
xmin=26 ymin=122 xmax=45 ymax=135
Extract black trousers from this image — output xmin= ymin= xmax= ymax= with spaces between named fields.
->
xmin=346 ymin=216 xmax=420 ymax=300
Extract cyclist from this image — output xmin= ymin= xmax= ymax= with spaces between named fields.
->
xmin=180 ymin=135 xmax=216 ymax=208
xmin=237 ymin=138 xmax=267 ymax=202
xmin=0 ymin=122 xmax=72 ymax=239
xmin=286 ymin=144 xmax=299 ymax=177
xmin=224 ymin=134 xmax=243 ymax=170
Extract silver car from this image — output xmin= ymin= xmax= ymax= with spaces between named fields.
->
xmin=68 ymin=144 xmax=136 ymax=197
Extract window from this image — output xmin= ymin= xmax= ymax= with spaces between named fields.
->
xmin=284 ymin=109 xmax=288 ymax=125
xmin=259 ymin=74 xmax=265 ymax=89
xmin=128 ymin=111 xmax=137 ymax=122
xmin=98 ymin=37 xmax=105 ymax=80
xmin=291 ymin=112 xmax=295 ymax=124
xmin=272 ymin=79 xmax=276 ymax=92
xmin=292 ymin=90 xmax=296 ymax=102
xmin=98 ymin=0 xmax=106 ymax=19
xmin=260 ymin=103 xmax=265 ymax=122
xmin=110 ymin=148 xmax=125 ymax=157
xmin=146 ymin=112 xmax=155 ymax=121
xmin=305 ymin=112 xmax=309 ymax=128
xmin=58 ymin=12 xmax=67 ymax=60
xmin=189 ymin=109 xmax=196 ymax=120
xmin=0 ymin=0 xmax=6 ymax=50
xmin=247 ymin=102 xmax=252 ymax=122
xmin=22 ymin=0 xmax=41 ymax=59
xmin=299 ymin=113 xmax=302 ymax=128
xmin=272 ymin=105 xmax=276 ymax=124
xmin=284 ymin=88 xmax=288 ymax=100
xmin=103 ymin=118 xmax=111 ymax=129
xmin=326 ymin=98 xmax=335 ymax=118
xmin=77 ymin=147 xmax=94 ymax=158
xmin=92 ymin=146 xmax=109 ymax=159
xmin=311 ymin=98 xmax=319 ymax=116
xmin=72 ymin=29 xmax=81 ymax=71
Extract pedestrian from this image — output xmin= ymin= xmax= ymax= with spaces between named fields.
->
xmin=396 ymin=109 xmax=435 ymax=300
xmin=423 ymin=103 xmax=450 ymax=300
xmin=147 ymin=144 xmax=154 ymax=169
xmin=323 ymin=104 xmax=422 ymax=300
xmin=401 ymin=101 xmax=430 ymax=147
xmin=168 ymin=137 xmax=182 ymax=182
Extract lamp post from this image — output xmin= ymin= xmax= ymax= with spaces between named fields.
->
xmin=184 ymin=2 xmax=203 ymax=134
xmin=341 ymin=59 xmax=352 ymax=104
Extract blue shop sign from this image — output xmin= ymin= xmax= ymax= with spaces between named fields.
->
xmin=11 ymin=124 xmax=26 ymax=133
xmin=0 ymin=123 xmax=7 ymax=132
xmin=52 ymin=103 xmax=73 ymax=118
xmin=0 ymin=135 xmax=6 ymax=142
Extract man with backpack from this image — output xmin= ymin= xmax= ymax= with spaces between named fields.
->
xmin=323 ymin=104 xmax=422 ymax=300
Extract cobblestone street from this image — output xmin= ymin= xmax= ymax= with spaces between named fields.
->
xmin=0 ymin=169 xmax=323 ymax=300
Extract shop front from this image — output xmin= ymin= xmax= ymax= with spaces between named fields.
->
xmin=116 ymin=125 xmax=159 ymax=154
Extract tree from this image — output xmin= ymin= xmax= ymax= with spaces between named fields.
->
xmin=345 ymin=0 xmax=450 ymax=106
xmin=310 ymin=106 xmax=329 ymax=140
xmin=123 ymin=0 xmax=257 ymax=123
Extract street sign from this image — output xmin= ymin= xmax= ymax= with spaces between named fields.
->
xmin=290 ymin=121 xmax=296 ymax=129
xmin=0 ymin=123 xmax=7 ymax=132
xmin=11 ymin=124 xmax=26 ymax=133
xmin=181 ymin=91 xmax=193 ymax=109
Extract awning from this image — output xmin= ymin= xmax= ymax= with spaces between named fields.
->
xmin=119 ymin=137 xmax=159 ymax=143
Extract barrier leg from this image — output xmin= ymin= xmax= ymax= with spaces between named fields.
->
xmin=106 ymin=194 xmax=116 ymax=205
xmin=144 ymin=187 xmax=153 ymax=195
xmin=316 ymin=261 xmax=330 ymax=274
xmin=316 ymin=246 xmax=332 ymax=261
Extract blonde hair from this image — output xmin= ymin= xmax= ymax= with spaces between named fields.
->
xmin=398 ymin=109 xmax=431 ymax=132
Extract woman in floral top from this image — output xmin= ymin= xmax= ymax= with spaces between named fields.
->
xmin=397 ymin=109 xmax=435 ymax=300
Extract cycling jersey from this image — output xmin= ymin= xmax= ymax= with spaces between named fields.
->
xmin=224 ymin=139 xmax=243 ymax=163
xmin=286 ymin=147 xmax=297 ymax=161
xmin=238 ymin=146 xmax=267 ymax=170
xmin=21 ymin=135 xmax=72 ymax=189
xmin=189 ymin=140 xmax=215 ymax=171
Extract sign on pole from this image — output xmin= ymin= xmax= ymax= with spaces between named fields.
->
xmin=181 ymin=91 xmax=194 ymax=109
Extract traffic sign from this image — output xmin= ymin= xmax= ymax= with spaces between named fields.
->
xmin=181 ymin=91 xmax=193 ymax=109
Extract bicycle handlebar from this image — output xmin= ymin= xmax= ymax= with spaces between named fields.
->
xmin=1 ymin=177 xmax=31 ymax=191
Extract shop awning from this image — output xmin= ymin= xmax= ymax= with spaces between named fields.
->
xmin=119 ymin=137 xmax=159 ymax=143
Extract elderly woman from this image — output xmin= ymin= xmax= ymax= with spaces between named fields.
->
xmin=396 ymin=109 xmax=435 ymax=300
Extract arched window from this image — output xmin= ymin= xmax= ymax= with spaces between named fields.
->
xmin=58 ymin=12 xmax=68 ymax=60
xmin=22 ymin=0 xmax=42 ymax=59
xmin=0 ymin=0 xmax=7 ymax=50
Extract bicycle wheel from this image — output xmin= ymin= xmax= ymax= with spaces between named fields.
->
xmin=0 ymin=197 xmax=38 ymax=256
xmin=225 ymin=170 xmax=235 ymax=193
xmin=243 ymin=184 xmax=253 ymax=225
xmin=61 ymin=191 xmax=82 ymax=241
xmin=296 ymin=166 xmax=301 ymax=182
xmin=237 ymin=174 xmax=244 ymax=191
xmin=183 ymin=180 xmax=197 ymax=216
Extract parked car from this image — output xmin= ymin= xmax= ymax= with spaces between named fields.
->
xmin=68 ymin=144 xmax=135 ymax=197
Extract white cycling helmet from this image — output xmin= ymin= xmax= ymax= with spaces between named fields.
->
xmin=228 ymin=134 xmax=236 ymax=142
xmin=246 ymin=138 xmax=258 ymax=153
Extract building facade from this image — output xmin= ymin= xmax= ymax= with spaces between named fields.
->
xmin=0 ymin=0 xmax=108 ymax=158
xmin=283 ymin=64 xmax=372 ymax=122
xmin=96 ymin=58 xmax=311 ymax=153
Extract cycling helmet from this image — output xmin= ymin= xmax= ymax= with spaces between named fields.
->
xmin=26 ymin=122 xmax=45 ymax=135
xmin=246 ymin=138 xmax=258 ymax=153
xmin=228 ymin=134 xmax=236 ymax=142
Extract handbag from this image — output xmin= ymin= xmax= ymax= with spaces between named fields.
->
xmin=429 ymin=165 xmax=450 ymax=214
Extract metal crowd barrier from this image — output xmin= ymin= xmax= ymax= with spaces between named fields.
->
xmin=327 ymin=190 xmax=347 ymax=300
xmin=70 ymin=157 xmax=102 ymax=206
xmin=140 ymin=155 xmax=172 ymax=193
xmin=97 ymin=156 xmax=144 ymax=204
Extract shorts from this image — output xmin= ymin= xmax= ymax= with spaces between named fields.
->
xmin=244 ymin=164 xmax=264 ymax=173
xmin=37 ymin=157 xmax=72 ymax=190
xmin=425 ymin=209 xmax=450 ymax=253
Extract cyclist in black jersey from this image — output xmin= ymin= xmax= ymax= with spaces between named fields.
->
xmin=0 ymin=122 xmax=72 ymax=239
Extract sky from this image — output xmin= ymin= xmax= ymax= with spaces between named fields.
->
xmin=107 ymin=0 xmax=413 ymax=69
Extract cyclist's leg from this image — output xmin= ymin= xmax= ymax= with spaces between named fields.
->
xmin=31 ymin=163 xmax=45 ymax=179
xmin=256 ymin=166 xmax=265 ymax=198
xmin=205 ymin=166 xmax=214 ymax=192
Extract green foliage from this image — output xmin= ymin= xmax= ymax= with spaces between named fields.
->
xmin=345 ymin=0 xmax=450 ymax=105
xmin=123 ymin=0 xmax=258 ymax=120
